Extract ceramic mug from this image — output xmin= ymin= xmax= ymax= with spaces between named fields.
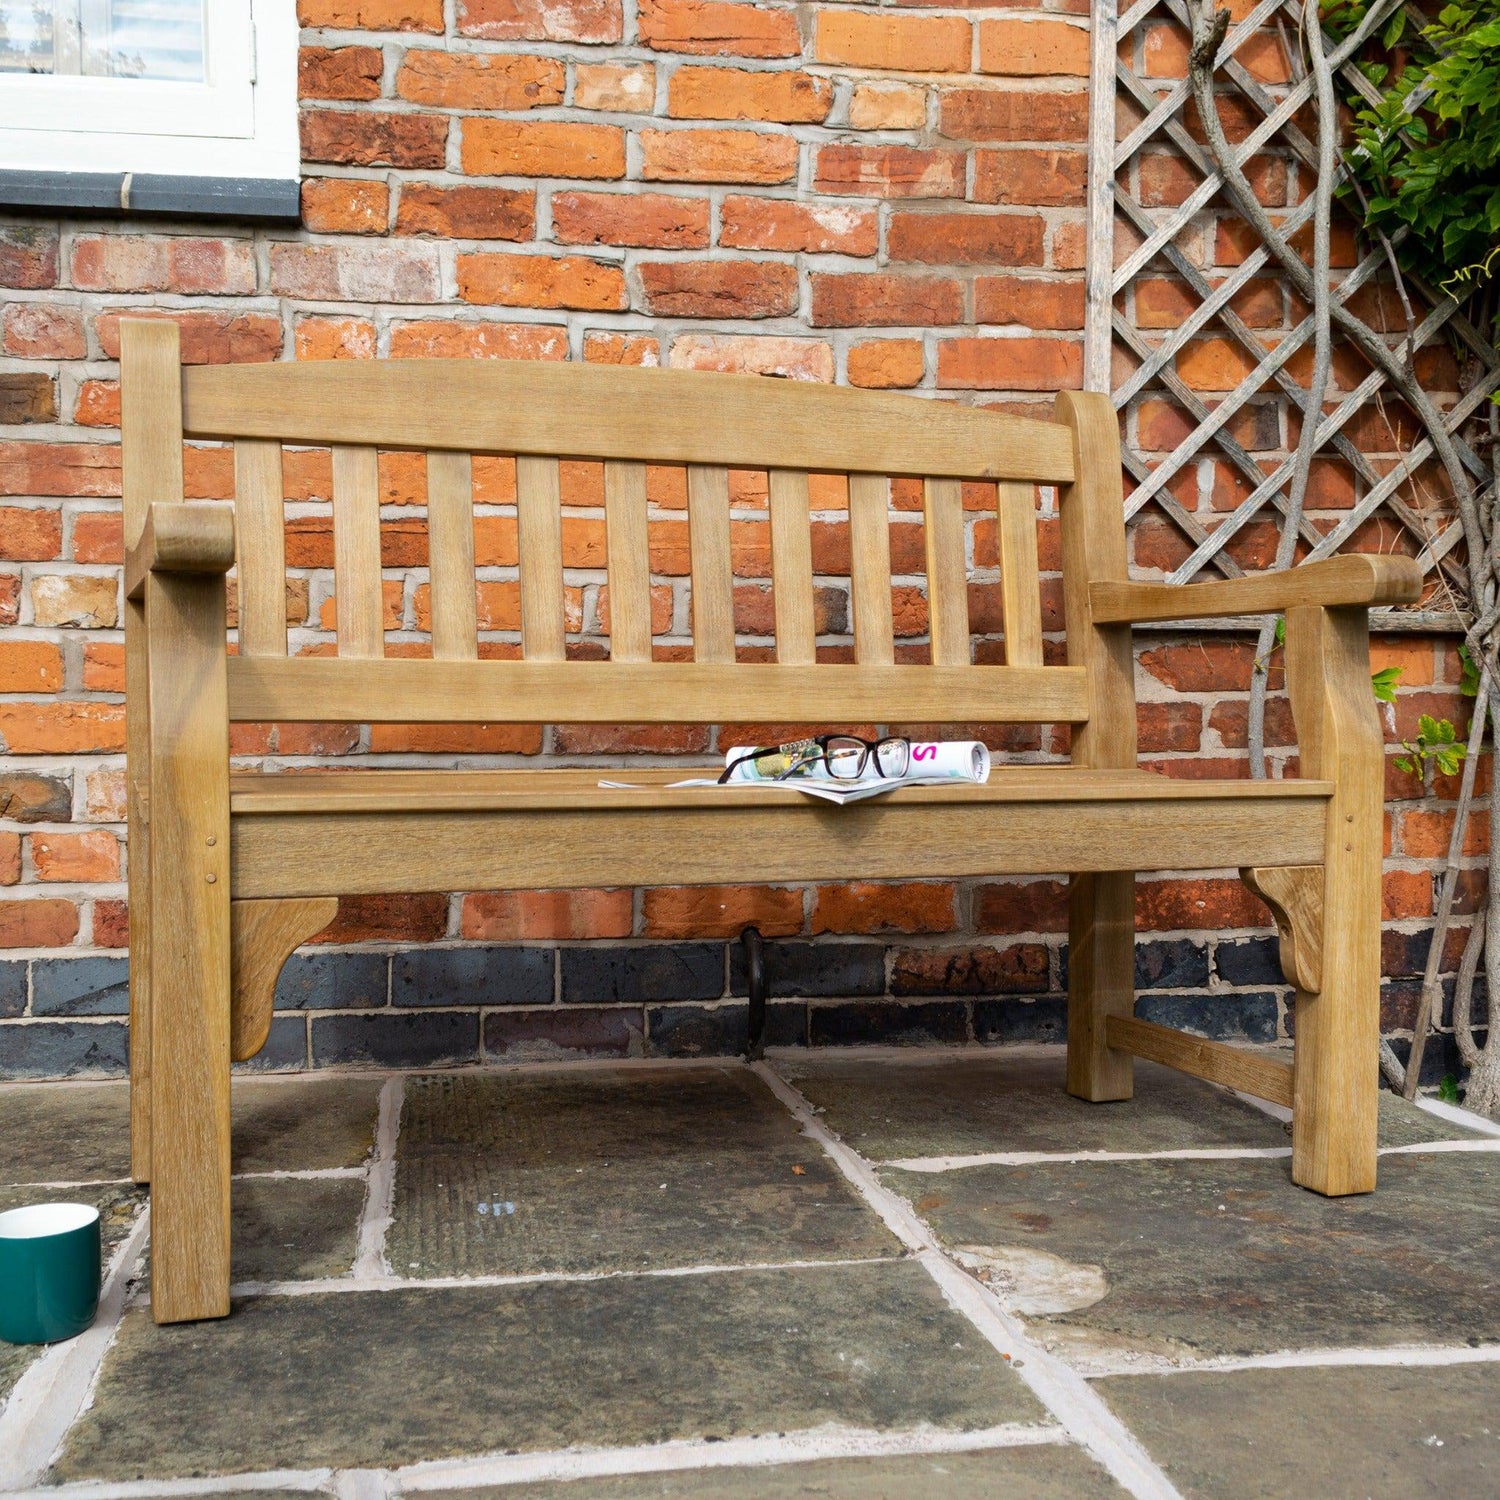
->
xmin=0 ymin=1202 xmax=102 ymax=1345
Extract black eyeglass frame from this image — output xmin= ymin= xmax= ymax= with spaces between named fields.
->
xmin=718 ymin=734 xmax=911 ymax=785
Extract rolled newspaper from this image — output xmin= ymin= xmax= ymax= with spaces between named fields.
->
xmin=724 ymin=740 xmax=990 ymax=785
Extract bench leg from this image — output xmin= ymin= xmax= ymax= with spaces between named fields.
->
xmin=146 ymin=572 xmax=233 ymax=1325
xmin=1066 ymin=871 xmax=1134 ymax=1102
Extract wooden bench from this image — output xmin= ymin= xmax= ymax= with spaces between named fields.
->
xmin=119 ymin=318 xmax=1421 ymax=1324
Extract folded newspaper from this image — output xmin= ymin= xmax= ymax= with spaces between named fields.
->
xmin=601 ymin=740 xmax=991 ymax=805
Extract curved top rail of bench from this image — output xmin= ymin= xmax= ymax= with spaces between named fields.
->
xmin=180 ymin=359 xmax=1077 ymax=484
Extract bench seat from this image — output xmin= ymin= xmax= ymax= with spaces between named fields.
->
xmin=226 ymin=768 xmax=1335 ymax=899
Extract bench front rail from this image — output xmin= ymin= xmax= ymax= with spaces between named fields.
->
xmin=118 ymin=319 xmax=1421 ymax=1324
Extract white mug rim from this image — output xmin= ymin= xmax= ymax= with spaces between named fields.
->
xmin=0 ymin=1202 xmax=100 ymax=1240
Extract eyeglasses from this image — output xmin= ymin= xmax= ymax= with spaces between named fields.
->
xmin=719 ymin=735 xmax=911 ymax=785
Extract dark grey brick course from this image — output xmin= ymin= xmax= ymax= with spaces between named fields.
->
xmin=731 ymin=940 xmax=885 ymax=998
xmin=310 ymin=1012 xmax=479 ymax=1068
xmin=0 ymin=1021 xmax=127 ymax=1077
xmin=232 ymin=1015 xmax=308 ymax=1073
xmin=484 ymin=1005 xmax=645 ymax=1061
xmin=1214 ymin=936 xmax=1286 ymax=988
xmin=809 ymin=1000 xmax=969 ymax=1048
xmin=644 ymin=1001 xmax=805 ymax=1056
xmin=274 ymin=952 xmax=388 ymax=1011
xmin=0 ymin=962 xmax=24 ymax=1019
xmin=1135 ymin=938 xmax=1210 ymax=990
xmin=562 ymin=943 xmax=723 ymax=1005
xmin=31 ymin=957 xmax=129 ymax=1016
xmin=392 ymin=947 xmax=553 ymax=1008
xmin=1136 ymin=990 xmax=1279 ymax=1043
xmin=973 ymin=996 xmax=1068 ymax=1045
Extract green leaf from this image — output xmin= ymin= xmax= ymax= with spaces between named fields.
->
xmin=1438 ymin=1074 xmax=1461 ymax=1104
xmin=1274 ymin=616 xmax=1286 ymax=647
xmin=1459 ymin=645 xmax=1481 ymax=697
xmin=1394 ymin=756 xmax=1415 ymax=774
xmin=1371 ymin=666 xmax=1402 ymax=703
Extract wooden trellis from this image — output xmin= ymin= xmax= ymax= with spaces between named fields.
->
xmin=1085 ymin=0 xmax=1500 ymax=632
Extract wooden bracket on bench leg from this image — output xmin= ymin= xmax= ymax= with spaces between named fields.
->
xmin=230 ymin=898 xmax=338 ymax=1062
xmin=1240 ymin=865 xmax=1324 ymax=994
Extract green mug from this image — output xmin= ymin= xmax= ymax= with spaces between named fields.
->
xmin=0 ymin=1202 xmax=102 ymax=1345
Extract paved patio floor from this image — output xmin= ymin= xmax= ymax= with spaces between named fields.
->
xmin=1 ymin=1046 xmax=1497 ymax=1498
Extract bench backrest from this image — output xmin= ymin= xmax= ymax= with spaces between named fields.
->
xmin=120 ymin=319 xmax=1128 ymax=733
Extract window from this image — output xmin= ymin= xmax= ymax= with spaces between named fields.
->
xmin=0 ymin=1 xmax=297 ymax=211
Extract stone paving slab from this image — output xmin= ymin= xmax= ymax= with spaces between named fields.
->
xmin=438 ymin=1443 xmax=1126 ymax=1498
xmin=882 ymin=1151 xmax=1500 ymax=1361
xmin=772 ymin=1051 xmax=1286 ymax=1160
xmin=389 ymin=1066 xmax=900 ymax=1277
xmin=0 ymin=1075 xmax=382 ymax=1186
xmin=229 ymin=1177 xmax=366 ymax=1284
xmin=53 ymin=1261 xmax=1043 ymax=1481
xmin=1096 ymin=1361 xmax=1500 ymax=1498
xmin=1377 ymin=1090 xmax=1493 ymax=1146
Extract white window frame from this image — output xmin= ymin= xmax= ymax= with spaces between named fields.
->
xmin=0 ymin=0 xmax=297 ymax=181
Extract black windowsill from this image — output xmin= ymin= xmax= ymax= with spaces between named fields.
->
xmin=0 ymin=171 xmax=300 ymax=222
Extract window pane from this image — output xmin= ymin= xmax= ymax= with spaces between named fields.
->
xmin=0 ymin=2 xmax=205 ymax=81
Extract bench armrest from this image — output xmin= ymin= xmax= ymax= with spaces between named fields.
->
xmin=125 ymin=501 xmax=236 ymax=601
xmin=1088 ymin=554 xmax=1422 ymax=626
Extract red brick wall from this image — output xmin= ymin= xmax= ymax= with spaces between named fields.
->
xmin=0 ymin=1 xmax=1465 ymax=1079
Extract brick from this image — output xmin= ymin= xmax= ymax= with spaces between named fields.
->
xmin=974 ymin=997 xmax=1067 ymax=1046
xmin=887 ymin=211 xmax=1044 ymax=266
xmin=458 ymin=252 xmax=626 ymax=310
xmin=638 ymin=0 xmax=800 ymax=58
xmin=561 ymin=942 xmax=724 ymax=1003
xmin=972 ymin=148 xmax=1087 ymax=206
xmin=389 ymin=319 xmax=568 ymax=359
xmin=301 ymin=177 xmax=390 ymax=234
xmin=640 ymin=128 xmax=797 ymax=184
xmin=312 ymin=1011 xmax=478 ymax=1069
xmin=270 ymin=242 xmax=441 ymax=301
xmin=815 ymin=13 xmax=970 ymax=73
xmin=975 ymin=274 xmax=1084 ymax=328
xmin=0 ymin=227 xmax=59 ymax=288
xmin=367 ymin=721 xmax=544 ymax=752
xmin=396 ymin=184 xmax=535 ymax=240
xmin=0 ymin=897 xmax=79 ymax=948
xmin=0 ymin=640 xmax=63 ymax=691
xmin=814 ymin=145 xmax=965 ymax=199
xmin=584 ymin=331 xmax=661 ymax=365
xmin=975 ymin=878 xmax=1069 ymax=934
xmin=668 ymin=66 xmax=831 ymax=123
xmin=295 ymin=315 xmax=378 ymax=360
xmin=462 ymin=118 xmax=624 ymax=178
xmin=70 ymin=236 xmax=255 ymax=294
xmin=809 ymin=999 xmax=967 ymax=1048
xmin=313 ymin=893 xmax=448 ymax=944
xmin=635 ymin=259 xmax=796 ymax=318
xmin=81 ymin=642 xmax=124 ymax=692
xmin=941 ymin=88 xmax=1089 ymax=143
xmin=642 ymin=884 xmax=802 ymax=937
xmin=1137 ymin=991 xmax=1278 ymax=1043
xmin=848 ymin=82 xmax=926 ymax=130
xmin=485 ymin=1005 xmax=645 ymax=1061
xmin=0 ymin=374 xmax=55 ymax=424
xmin=73 ymin=380 xmax=120 ymax=427
xmin=936 ymin=337 xmax=1082 ymax=390
xmin=1134 ymin=937 xmax=1209 ymax=989
xmin=668 ymin=333 xmax=830 ymax=383
xmin=1216 ymin=936 xmax=1284 ymax=987
xmin=461 ymin=888 xmax=632 ymax=940
xmin=395 ymin=50 xmax=564 ymax=109
xmin=1140 ymin=638 xmax=1257 ymax=694
xmin=300 ymin=107 xmax=447 ymax=168
xmin=459 ymin=0 xmax=623 ymax=42
xmin=392 ymin=946 xmax=554 ymax=1007
xmin=95 ymin=310 xmax=283 ymax=364
xmin=272 ymin=951 xmax=385 ymax=1011
xmin=3 ymin=302 xmax=85 ymax=358
xmin=0 ymin=505 xmax=62 ymax=560
xmin=0 ymin=771 xmax=72 ymax=823
xmin=0 ymin=574 xmax=16 ymax=625
xmin=31 ymin=573 xmax=118 ymax=627
xmin=30 ymin=830 xmax=119 ymax=883
xmin=813 ymin=882 xmax=955 ymax=935
xmin=552 ymin=191 xmax=708 ymax=249
xmin=719 ymin=196 xmax=876 ymax=255
xmin=574 ymin=63 xmax=655 ymax=111
xmin=299 ymin=45 xmax=383 ymax=100
xmin=299 ymin=0 xmax=443 ymax=25
xmin=810 ymin=273 xmax=961 ymax=328
xmin=848 ymin=339 xmax=924 ymax=389
xmin=1175 ymin=335 xmax=1261 ymax=390
xmin=892 ymin=943 xmax=1048 ymax=995
xmin=978 ymin=19 xmax=1090 ymax=76
xmin=1137 ymin=876 xmax=1269 ymax=931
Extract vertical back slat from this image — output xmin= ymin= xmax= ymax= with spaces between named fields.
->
xmin=331 ymin=445 xmax=384 ymax=658
xmin=233 ymin=440 xmax=287 ymax=657
xmin=604 ymin=459 xmax=652 ymax=662
xmin=687 ymin=464 xmax=735 ymax=663
xmin=924 ymin=477 xmax=969 ymax=666
xmin=516 ymin=454 xmax=566 ymax=661
xmin=768 ymin=469 xmax=815 ymax=666
xmin=997 ymin=480 xmax=1043 ymax=667
xmin=426 ymin=451 xmax=478 ymax=661
xmin=847 ymin=473 xmax=894 ymax=664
